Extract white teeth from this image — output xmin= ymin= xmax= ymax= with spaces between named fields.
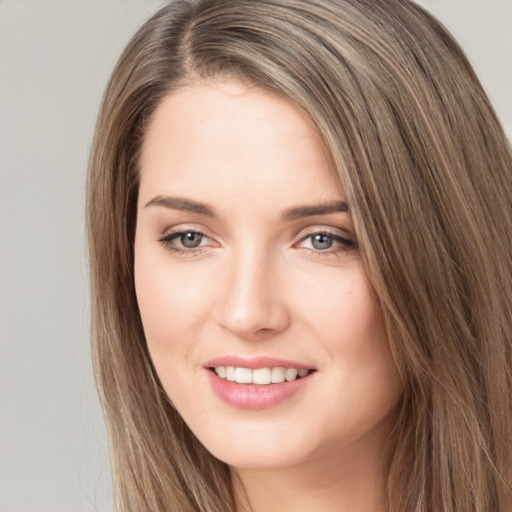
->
xmin=235 ymin=367 xmax=252 ymax=384
xmin=253 ymin=368 xmax=272 ymax=385
xmin=271 ymin=367 xmax=286 ymax=383
xmin=226 ymin=366 xmax=236 ymax=381
xmin=213 ymin=366 xmax=310 ymax=384
xmin=284 ymin=368 xmax=298 ymax=381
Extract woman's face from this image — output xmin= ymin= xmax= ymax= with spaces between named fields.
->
xmin=134 ymin=80 xmax=402 ymax=470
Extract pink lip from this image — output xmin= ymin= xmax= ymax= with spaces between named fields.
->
xmin=204 ymin=356 xmax=316 ymax=410
xmin=204 ymin=355 xmax=313 ymax=370
xmin=206 ymin=371 xmax=313 ymax=410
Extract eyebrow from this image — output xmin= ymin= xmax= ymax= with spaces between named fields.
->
xmin=144 ymin=195 xmax=349 ymax=220
xmin=281 ymin=200 xmax=349 ymax=220
xmin=144 ymin=195 xmax=217 ymax=217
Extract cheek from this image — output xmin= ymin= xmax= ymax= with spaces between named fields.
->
xmin=133 ymin=247 xmax=214 ymax=366
xmin=338 ymin=285 xmax=402 ymax=421
xmin=304 ymin=268 xmax=400 ymax=401
xmin=330 ymin=280 xmax=395 ymax=377
xmin=296 ymin=264 xmax=385 ymax=345
xmin=134 ymin=258 xmax=212 ymax=416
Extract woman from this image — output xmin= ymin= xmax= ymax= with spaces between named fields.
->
xmin=87 ymin=0 xmax=512 ymax=511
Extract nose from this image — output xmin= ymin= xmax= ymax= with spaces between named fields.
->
xmin=215 ymin=245 xmax=290 ymax=341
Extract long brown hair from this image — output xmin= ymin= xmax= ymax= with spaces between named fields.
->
xmin=87 ymin=1 xmax=512 ymax=510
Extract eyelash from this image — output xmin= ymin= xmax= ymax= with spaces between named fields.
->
xmin=295 ymin=231 xmax=355 ymax=255
xmin=158 ymin=229 xmax=356 ymax=256
xmin=158 ymin=230 xmax=213 ymax=256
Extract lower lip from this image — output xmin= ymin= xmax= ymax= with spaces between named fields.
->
xmin=206 ymin=370 xmax=313 ymax=410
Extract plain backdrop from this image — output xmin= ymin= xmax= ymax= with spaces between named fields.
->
xmin=0 ymin=1 xmax=510 ymax=511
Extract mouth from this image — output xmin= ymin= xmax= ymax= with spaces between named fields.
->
xmin=204 ymin=357 xmax=317 ymax=409
xmin=208 ymin=366 xmax=314 ymax=385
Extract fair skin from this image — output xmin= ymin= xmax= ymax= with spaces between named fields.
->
xmin=134 ymin=79 xmax=403 ymax=512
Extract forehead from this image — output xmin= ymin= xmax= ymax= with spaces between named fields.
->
xmin=138 ymin=80 xmax=343 ymax=209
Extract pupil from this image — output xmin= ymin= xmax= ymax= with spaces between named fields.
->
xmin=181 ymin=232 xmax=202 ymax=248
xmin=312 ymin=234 xmax=332 ymax=250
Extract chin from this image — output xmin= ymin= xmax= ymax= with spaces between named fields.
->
xmin=208 ymin=439 xmax=310 ymax=470
xmin=187 ymin=415 xmax=309 ymax=469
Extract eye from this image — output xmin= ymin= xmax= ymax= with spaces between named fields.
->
xmin=158 ymin=229 xmax=213 ymax=253
xmin=309 ymin=233 xmax=335 ymax=250
xmin=297 ymin=231 xmax=354 ymax=253
xmin=177 ymin=231 xmax=205 ymax=248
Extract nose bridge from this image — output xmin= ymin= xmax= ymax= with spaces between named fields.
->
xmin=217 ymin=240 xmax=288 ymax=338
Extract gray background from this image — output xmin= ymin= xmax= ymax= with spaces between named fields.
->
xmin=0 ymin=1 xmax=510 ymax=511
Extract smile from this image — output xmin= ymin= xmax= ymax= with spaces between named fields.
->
xmin=205 ymin=358 xmax=316 ymax=409
xmin=213 ymin=366 xmax=311 ymax=384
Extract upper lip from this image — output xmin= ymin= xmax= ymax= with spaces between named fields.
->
xmin=204 ymin=355 xmax=314 ymax=370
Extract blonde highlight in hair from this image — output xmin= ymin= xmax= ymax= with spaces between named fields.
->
xmin=87 ymin=1 xmax=512 ymax=510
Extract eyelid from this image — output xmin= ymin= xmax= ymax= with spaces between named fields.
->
xmin=159 ymin=229 xmax=209 ymax=244
xmin=157 ymin=224 xmax=355 ymax=254
xmin=158 ymin=224 xmax=220 ymax=254
xmin=293 ymin=226 xmax=356 ymax=252
xmin=294 ymin=224 xmax=353 ymax=241
xmin=159 ymin=222 xmax=215 ymax=239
